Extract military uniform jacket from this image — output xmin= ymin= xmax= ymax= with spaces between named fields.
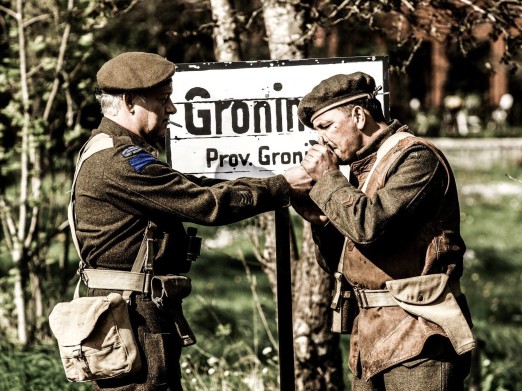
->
xmin=310 ymin=120 xmax=472 ymax=380
xmin=75 ymin=117 xmax=290 ymax=275
xmin=74 ymin=118 xmax=290 ymax=390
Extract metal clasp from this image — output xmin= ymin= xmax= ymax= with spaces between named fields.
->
xmin=331 ymin=272 xmax=343 ymax=310
xmin=353 ymin=286 xmax=369 ymax=308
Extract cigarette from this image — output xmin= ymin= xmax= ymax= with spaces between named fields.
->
xmin=168 ymin=120 xmax=182 ymax=127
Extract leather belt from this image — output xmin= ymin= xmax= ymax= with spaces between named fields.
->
xmin=353 ymin=281 xmax=462 ymax=309
xmin=353 ymin=287 xmax=397 ymax=308
xmin=81 ymin=269 xmax=147 ymax=292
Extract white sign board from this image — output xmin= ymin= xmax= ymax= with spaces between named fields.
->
xmin=167 ymin=56 xmax=389 ymax=179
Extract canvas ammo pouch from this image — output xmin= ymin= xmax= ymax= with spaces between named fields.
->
xmin=151 ymin=275 xmax=196 ymax=347
xmin=385 ymin=273 xmax=476 ymax=354
xmin=49 ymin=292 xmax=141 ymax=382
xmin=150 ymin=274 xmax=192 ymax=306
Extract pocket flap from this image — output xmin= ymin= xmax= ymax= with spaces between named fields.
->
xmin=385 ymin=274 xmax=448 ymax=305
xmin=151 ymin=275 xmax=192 ymax=300
xmin=49 ymin=293 xmax=123 ymax=346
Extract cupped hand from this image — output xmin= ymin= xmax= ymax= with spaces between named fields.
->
xmin=283 ymin=165 xmax=314 ymax=199
xmin=301 ymin=141 xmax=339 ymax=181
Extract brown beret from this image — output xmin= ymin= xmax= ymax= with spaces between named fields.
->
xmin=298 ymin=72 xmax=381 ymax=129
xmin=97 ymin=52 xmax=175 ymax=93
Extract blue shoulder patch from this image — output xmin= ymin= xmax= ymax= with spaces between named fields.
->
xmin=128 ymin=152 xmax=158 ymax=173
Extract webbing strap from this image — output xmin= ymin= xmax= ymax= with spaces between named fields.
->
xmin=70 ymin=134 xmax=113 ymax=300
xmin=334 ymin=131 xmax=414 ymax=302
xmin=353 ymin=282 xmax=462 ymax=309
xmin=81 ymin=269 xmax=147 ymax=292
xmin=361 ymin=131 xmax=413 ymax=193
xmin=69 ymin=134 xmax=153 ymax=300
xmin=353 ymin=288 xmax=397 ymax=308
xmin=68 ymin=133 xmax=114 ymax=266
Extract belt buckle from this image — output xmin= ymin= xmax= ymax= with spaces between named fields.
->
xmin=331 ymin=272 xmax=343 ymax=310
xmin=353 ymin=286 xmax=369 ymax=308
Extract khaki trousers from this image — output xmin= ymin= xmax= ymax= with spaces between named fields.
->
xmin=352 ymin=337 xmax=472 ymax=391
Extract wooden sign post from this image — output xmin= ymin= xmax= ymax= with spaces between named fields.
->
xmin=274 ymin=207 xmax=295 ymax=389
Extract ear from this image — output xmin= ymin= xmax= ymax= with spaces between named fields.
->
xmin=352 ymin=106 xmax=366 ymax=130
xmin=123 ymin=93 xmax=135 ymax=113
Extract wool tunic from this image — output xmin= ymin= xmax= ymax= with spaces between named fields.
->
xmin=73 ymin=117 xmax=291 ymax=390
xmin=310 ymin=120 xmax=473 ymax=381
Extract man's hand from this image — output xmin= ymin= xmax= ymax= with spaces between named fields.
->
xmin=283 ymin=165 xmax=329 ymax=225
xmin=283 ymin=166 xmax=314 ymax=199
xmin=301 ymin=137 xmax=339 ymax=182
xmin=291 ymin=197 xmax=329 ymax=225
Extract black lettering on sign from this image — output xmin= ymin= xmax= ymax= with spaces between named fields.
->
xmin=231 ymin=101 xmax=249 ymax=134
xmin=185 ymin=87 xmax=211 ymax=135
xmin=215 ymin=101 xmax=232 ymax=135
xmin=254 ymin=101 xmax=272 ymax=133
xmin=182 ymin=87 xmax=306 ymax=136
xmin=258 ymin=146 xmax=306 ymax=166
xmin=206 ymin=148 xmax=251 ymax=168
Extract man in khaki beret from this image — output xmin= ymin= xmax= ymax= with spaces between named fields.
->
xmin=290 ymin=71 xmax=475 ymax=390
xmin=69 ymin=52 xmax=308 ymax=390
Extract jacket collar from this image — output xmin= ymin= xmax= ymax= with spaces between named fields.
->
xmin=93 ymin=117 xmax=158 ymax=155
xmin=355 ymin=119 xmax=407 ymax=161
xmin=350 ymin=120 xmax=411 ymax=183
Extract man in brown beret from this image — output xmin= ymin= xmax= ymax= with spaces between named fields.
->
xmin=291 ymin=71 xmax=475 ymax=390
xmin=70 ymin=52 xmax=308 ymax=390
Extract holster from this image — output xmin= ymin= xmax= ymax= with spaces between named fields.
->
xmin=330 ymin=272 xmax=358 ymax=334
xmin=150 ymin=275 xmax=196 ymax=347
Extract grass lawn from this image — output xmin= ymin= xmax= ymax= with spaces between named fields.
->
xmin=1 ymin=164 xmax=521 ymax=390
xmin=180 ymin=163 xmax=522 ymax=390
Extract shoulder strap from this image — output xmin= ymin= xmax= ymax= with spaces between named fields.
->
xmin=69 ymin=134 xmax=113 ymax=299
xmin=69 ymin=134 xmax=156 ymax=301
xmin=361 ymin=131 xmax=413 ymax=194
xmin=68 ymin=133 xmax=114 ymax=266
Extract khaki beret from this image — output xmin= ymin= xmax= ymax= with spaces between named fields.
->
xmin=97 ymin=52 xmax=175 ymax=93
xmin=298 ymin=72 xmax=381 ymax=129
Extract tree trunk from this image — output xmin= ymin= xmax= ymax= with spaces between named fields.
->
xmin=209 ymin=0 xmax=344 ymax=388
xmin=261 ymin=1 xmax=344 ymax=389
xmin=59 ymin=231 xmax=71 ymax=299
xmin=12 ymin=246 xmax=28 ymax=345
xmin=13 ymin=0 xmax=31 ymax=346
xmin=293 ymin=223 xmax=344 ymax=390
xmin=209 ymin=0 xmax=242 ymax=62
xmin=261 ymin=0 xmax=306 ymax=60
xmin=255 ymin=212 xmax=279 ymax=299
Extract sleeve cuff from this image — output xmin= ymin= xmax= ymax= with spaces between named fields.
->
xmin=266 ymin=174 xmax=291 ymax=208
xmin=309 ymin=169 xmax=350 ymax=208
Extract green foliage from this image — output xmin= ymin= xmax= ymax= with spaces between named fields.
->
xmin=472 ymin=322 xmax=522 ymax=391
xmin=0 ymin=339 xmax=90 ymax=391
xmin=180 ymin=249 xmax=279 ymax=390
xmin=0 ymin=0 xmax=520 ymax=387
xmin=456 ymin=164 xmax=522 ymax=390
xmin=311 ymin=0 xmax=521 ymax=72
xmin=181 ymin=341 xmax=279 ymax=390
xmin=186 ymin=249 xmax=276 ymax=344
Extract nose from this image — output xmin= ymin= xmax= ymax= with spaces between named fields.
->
xmin=317 ymin=131 xmax=328 ymax=144
xmin=167 ymin=98 xmax=176 ymax=114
